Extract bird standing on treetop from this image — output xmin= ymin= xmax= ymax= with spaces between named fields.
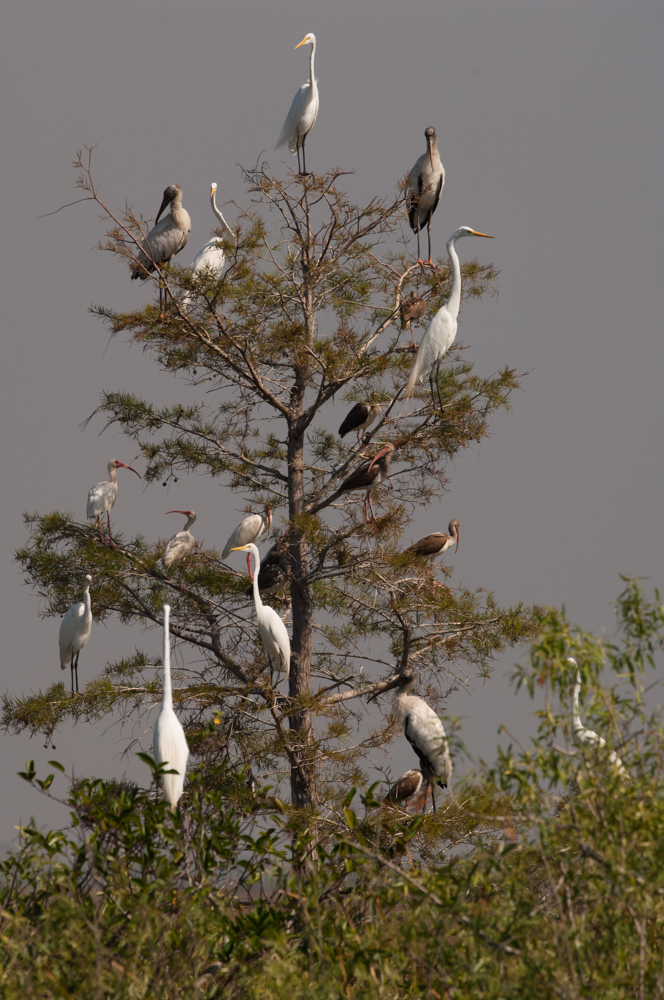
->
xmin=130 ymin=185 xmax=191 ymax=282
xmin=153 ymin=604 xmax=190 ymax=810
xmin=159 ymin=510 xmax=197 ymax=585
xmin=222 ymin=508 xmax=272 ymax=560
xmin=312 ymin=442 xmax=396 ymax=522
xmin=186 ymin=183 xmax=234 ymax=298
xmin=232 ymin=542 xmax=291 ymax=682
xmin=407 ymin=127 xmax=445 ymax=267
xmin=568 ymin=658 xmax=628 ymax=777
xmin=86 ymin=459 xmax=142 ymax=546
xmin=400 ymin=292 xmax=427 ymax=349
xmin=275 ymin=33 xmax=319 ymax=176
xmin=407 ymin=520 xmax=459 ymax=563
xmin=59 ymin=575 xmax=92 ymax=694
xmin=392 ymin=677 xmax=452 ymax=813
xmin=405 ymin=227 xmax=494 ymax=411
xmin=338 ymin=398 xmax=382 ymax=446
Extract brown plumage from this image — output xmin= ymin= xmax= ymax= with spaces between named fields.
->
xmin=384 ymin=768 xmax=423 ymax=804
xmin=338 ymin=401 xmax=381 ymax=445
xmin=316 ymin=442 xmax=395 ymax=522
xmin=407 ymin=519 xmax=459 ymax=562
xmin=400 ymin=292 xmax=427 ymax=348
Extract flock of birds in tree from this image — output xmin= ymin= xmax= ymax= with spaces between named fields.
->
xmin=56 ymin=32 xmax=624 ymax=811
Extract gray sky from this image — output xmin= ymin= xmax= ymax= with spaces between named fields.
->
xmin=0 ymin=0 xmax=662 ymax=848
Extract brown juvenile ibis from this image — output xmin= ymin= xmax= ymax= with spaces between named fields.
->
xmin=86 ymin=459 xmax=142 ymax=546
xmin=400 ymin=292 xmax=427 ymax=348
xmin=392 ymin=677 xmax=452 ymax=813
xmin=159 ymin=510 xmax=197 ymax=585
xmin=245 ymin=537 xmax=290 ymax=604
xmin=338 ymin=399 xmax=381 ymax=445
xmin=407 ymin=127 xmax=445 ymax=267
xmin=407 ymin=519 xmax=459 ymax=563
xmin=317 ymin=442 xmax=396 ymax=522
xmin=384 ymin=768 xmax=423 ymax=805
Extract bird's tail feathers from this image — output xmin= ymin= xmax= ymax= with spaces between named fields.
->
xmin=405 ymin=360 xmax=425 ymax=399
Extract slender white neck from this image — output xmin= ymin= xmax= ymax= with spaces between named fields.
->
xmin=446 ymin=236 xmax=462 ymax=321
xmin=210 ymin=191 xmax=234 ymax=243
xmin=183 ymin=513 xmax=197 ymax=532
xmin=107 ymin=463 xmax=118 ymax=485
xmin=250 ymin=548 xmax=264 ymax=611
xmin=309 ymin=40 xmax=316 ymax=88
xmin=162 ymin=605 xmax=173 ymax=708
xmin=83 ymin=581 xmax=92 ymax=616
xmin=572 ymin=673 xmax=583 ymax=732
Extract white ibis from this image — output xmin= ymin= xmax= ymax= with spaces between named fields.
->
xmin=245 ymin=537 xmax=289 ymax=604
xmin=315 ymin=442 xmax=396 ymax=522
xmin=86 ymin=459 xmax=142 ymax=545
xmin=393 ymin=677 xmax=452 ymax=812
xmin=59 ymin=575 xmax=92 ymax=694
xmin=407 ymin=127 xmax=445 ymax=267
xmin=568 ymin=658 xmax=627 ymax=777
xmin=130 ymin=184 xmax=191 ymax=297
xmin=185 ymin=183 xmax=235 ymax=302
xmin=222 ymin=507 xmax=272 ymax=559
xmin=153 ymin=604 xmax=190 ymax=810
xmin=338 ymin=400 xmax=381 ymax=446
xmin=400 ymin=292 xmax=427 ymax=349
xmin=405 ymin=227 xmax=494 ymax=410
xmin=275 ymin=33 xmax=319 ymax=176
xmin=232 ymin=542 xmax=290 ymax=682
xmin=384 ymin=768 xmax=423 ymax=805
xmin=407 ymin=520 xmax=459 ymax=563
xmin=159 ymin=510 xmax=197 ymax=585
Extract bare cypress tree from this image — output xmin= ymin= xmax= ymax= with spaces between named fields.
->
xmin=5 ymin=151 xmax=537 ymax=824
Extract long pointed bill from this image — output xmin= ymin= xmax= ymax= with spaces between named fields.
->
xmin=117 ymin=462 xmax=142 ymax=478
xmin=295 ymin=35 xmax=310 ymax=48
xmin=231 ymin=545 xmax=250 ymax=552
xmin=165 ymin=510 xmax=190 ymax=516
xmin=469 ymin=230 xmax=494 ymax=239
xmin=455 ymin=527 xmax=460 ymax=553
xmin=155 ymin=192 xmax=171 ymax=225
xmin=367 ymin=443 xmax=392 ymax=474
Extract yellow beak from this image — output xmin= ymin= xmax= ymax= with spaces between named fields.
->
xmin=295 ymin=35 xmax=310 ymax=49
xmin=471 ymin=230 xmax=494 ymax=239
xmin=231 ymin=545 xmax=249 ymax=552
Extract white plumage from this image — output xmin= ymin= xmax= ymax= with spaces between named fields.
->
xmin=275 ymin=33 xmax=319 ymax=176
xmin=406 ymin=227 xmax=494 ymax=408
xmin=222 ymin=508 xmax=272 ymax=560
xmin=393 ymin=678 xmax=452 ymax=811
xmin=407 ymin=127 xmax=445 ymax=266
xmin=59 ymin=575 xmax=92 ymax=694
xmin=233 ymin=542 xmax=290 ymax=681
xmin=86 ymin=459 xmax=141 ymax=545
xmin=153 ymin=604 xmax=190 ymax=809
xmin=130 ymin=184 xmax=191 ymax=280
xmin=159 ymin=510 xmax=197 ymax=584
xmin=568 ymin=658 xmax=627 ymax=778
xmin=187 ymin=183 xmax=234 ymax=289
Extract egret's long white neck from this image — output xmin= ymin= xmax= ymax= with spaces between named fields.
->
xmin=250 ymin=547 xmax=264 ymax=611
xmin=572 ymin=672 xmax=583 ymax=733
xmin=309 ymin=40 xmax=316 ymax=89
xmin=162 ymin=605 xmax=173 ymax=708
xmin=210 ymin=191 xmax=234 ymax=243
xmin=446 ymin=236 xmax=462 ymax=322
xmin=83 ymin=580 xmax=92 ymax=616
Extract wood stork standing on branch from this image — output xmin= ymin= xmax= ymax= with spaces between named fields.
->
xmin=312 ymin=442 xmax=396 ymax=522
xmin=275 ymin=33 xmax=319 ymax=176
xmin=407 ymin=519 xmax=459 ymax=563
xmin=59 ymin=575 xmax=92 ymax=694
xmin=393 ymin=677 xmax=452 ymax=812
xmin=405 ymin=227 xmax=494 ymax=411
xmin=407 ymin=127 xmax=445 ymax=267
xmin=130 ymin=185 xmax=191 ymax=307
xmin=222 ymin=508 xmax=272 ymax=559
xmin=153 ymin=604 xmax=190 ymax=809
xmin=86 ymin=459 xmax=141 ymax=545
xmin=568 ymin=658 xmax=628 ymax=777
xmin=159 ymin=510 xmax=197 ymax=585
xmin=232 ymin=542 xmax=290 ymax=682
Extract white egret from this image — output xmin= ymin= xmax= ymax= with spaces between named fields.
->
xmin=245 ymin=537 xmax=290 ymax=604
xmin=407 ymin=520 xmax=459 ymax=563
xmin=275 ymin=33 xmax=319 ymax=176
xmin=184 ymin=184 xmax=235 ymax=307
xmin=407 ymin=127 xmax=445 ymax=267
xmin=59 ymin=575 xmax=92 ymax=694
xmin=338 ymin=399 xmax=382 ymax=446
xmin=568 ymin=658 xmax=627 ymax=777
xmin=153 ymin=604 xmax=190 ymax=809
xmin=405 ymin=227 xmax=494 ymax=410
xmin=313 ymin=443 xmax=395 ymax=522
xmin=86 ymin=459 xmax=142 ymax=545
xmin=393 ymin=677 xmax=452 ymax=812
xmin=130 ymin=185 xmax=191 ymax=281
xmin=232 ymin=542 xmax=290 ymax=681
xmin=159 ymin=510 xmax=197 ymax=585
xmin=222 ymin=508 xmax=272 ymax=560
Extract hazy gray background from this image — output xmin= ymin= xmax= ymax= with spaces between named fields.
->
xmin=0 ymin=0 xmax=661 ymax=848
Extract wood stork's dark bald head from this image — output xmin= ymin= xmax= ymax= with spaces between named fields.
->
xmin=156 ymin=185 xmax=183 ymax=224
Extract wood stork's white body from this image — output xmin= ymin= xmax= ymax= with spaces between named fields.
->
xmin=160 ymin=511 xmax=197 ymax=572
xmin=86 ymin=459 xmax=141 ymax=544
xmin=275 ymin=33 xmax=319 ymax=175
xmin=130 ymin=185 xmax=191 ymax=280
xmin=407 ymin=127 xmax=445 ymax=265
xmin=222 ymin=509 xmax=272 ymax=559
xmin=233 ymin=543 xmax=290 ymax=681
xmin=568 ymin=658 xmax=627 ymax=777
xmin=59 ymin=575 xmax=92 ymax=693
xmin=406 ymin=228 xmax=493 ymax=405
xmin=393 ymin=679 xmax=452 ymax=811
xmin=153 ymin=604 xmax=190 ymax=809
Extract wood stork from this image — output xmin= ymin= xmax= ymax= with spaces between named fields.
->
xmin=275 ymin=33 xmax=319 ymax=176
xmin=245 ymin=537 xmax=290 ymax=604
xmin=568 ymin=658 xmax=627 ymax=777
xmin=393 ymin=677 xmax=452 ymax=812
xmin=316 ymin=443 xmax=395 ymax=522
xmin=400 ymin=292 xmax=427 ymax=348
xmin=86 ymin=459 xmax=141 ymax=545
xmin=222 ymin=507 xmax=272 ymax=559
xmin=405 ymin=227 xmax=494 ymax=410
xmin=407 ymin=520 xmax=459 ymax=563
xmin=153 ymin=604 xmax=190 ymax=810
xmin=384 ymin=768 xmax=424 ymax=805
xmin=407 ymin=127 xmax=445 ymax=267
xmin=59 ymin=575 xmax=92 ymax=694
xmin=184 ymin=184 xmax=235 ymax=306
xmin=159 ymin=510 xmax=197 ymax=585
xmin=338 ymin=399 xmax=381 ymax=445
xmin=130 ymin=185 xmax=191 ymax=295
xmin=232 ymin=542 xmax=290 ymax=682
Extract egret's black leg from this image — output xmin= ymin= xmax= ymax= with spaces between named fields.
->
xmin=268 ymin=654 xmax=274 ymax=685
xmin=296 ymin=143 xmax=302 ymax=176
xmin=301 ymin=134 xmax=309 ymax=176
xmin=74 ymin=652 xmax=80 ymax=693
xmin=416 ymin=225 xmax=422 ymax=264
xmin=70 ymin=655 xmax=75 ymax=694
xmin=435 ymin=358 xmax=445 ymax=414
xmin=429 ymin=369 xmax=437 ymax=411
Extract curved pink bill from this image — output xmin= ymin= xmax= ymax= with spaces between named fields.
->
xmin=455 ymin=526 xmax=460 ymax=553
xmin=117 ymin=462 xmax=142 ymax=478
